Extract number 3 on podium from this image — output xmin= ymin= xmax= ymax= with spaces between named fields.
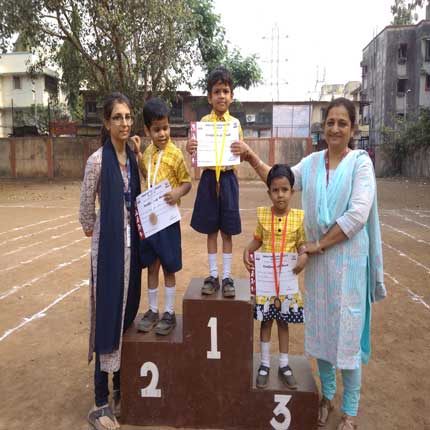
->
xmin=271 ymin=394 xmax=292 ymax=430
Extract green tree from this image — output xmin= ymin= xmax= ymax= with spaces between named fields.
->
xmin=382 ymin=108 xmax=430 ymax=174
xmin=391 ymin=0 xmax=426 ymax=25
xmin=56 ymin=5 xmax=85 ymax=120
xmin=188 ymin=0 xmax=262 ymax=91
xmin=14 ymin=102 xmax=70 ymax=134
xmin=0 ymin=0 xmax=262 ymax=110
xmin=0 ymin=0 xmax=197 ymax=111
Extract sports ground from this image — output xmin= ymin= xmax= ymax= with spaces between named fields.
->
xmin=0 ymin=177 xmax=429 ymax=430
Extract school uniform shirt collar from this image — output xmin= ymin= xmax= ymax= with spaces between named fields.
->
xmin=208 ymin=110 xmax=232 ymax=122
xmin=148 ymin=139 xmax=174 ymax=155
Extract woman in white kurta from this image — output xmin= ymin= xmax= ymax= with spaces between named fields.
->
xmin=234 ymin=98 xmax=385 ymax=430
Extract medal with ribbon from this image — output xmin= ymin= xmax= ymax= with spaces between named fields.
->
xmin=271 ymin=207 xmax=289 ymax=310
xmin=147 ymin=148 xmax=163 ymax=225
xmin=213 ymin=119 xmax=228 ymax=195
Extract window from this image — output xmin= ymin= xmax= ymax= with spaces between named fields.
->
xmin=398 ymin=43 xmax=407 ymax=64
xmin=320 ymin=108 xmax=327 ymax=122
xmin=44 ymin=75 xmax=58 ymax=94
xmin=256 ymin=112 xmax=272 ymax=124
xmin=425 ymin=39 xmax=430 ymax=62
xmin=86 ymin=101 xmax=97 ymax=114
xmin=426 ymin=74 xmax=430 ymax=91
xmin=362 ymin=65 xmax=368 ymax=77
xmin=397 ymin=78 xmax=408 ymax=95
xmin=13 ymin=76 xmax=21 ymax=90
xmin=170 ymin=99 xmax=183 ymax=121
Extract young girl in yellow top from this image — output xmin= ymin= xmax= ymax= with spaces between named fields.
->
xmin=243 ymin=164 xmax=308 ymax=389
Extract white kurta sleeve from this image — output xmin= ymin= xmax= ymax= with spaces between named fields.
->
xmin=336 ymin=157 xmax=376 ymax=238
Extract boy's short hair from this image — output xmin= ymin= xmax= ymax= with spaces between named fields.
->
xmin=266 ymin=164 xmax=295 ymax=189
xmin=207 ymin=66 xmax=234 ymax=93
xmin=143 ymin=97 xmax=170 ymax=128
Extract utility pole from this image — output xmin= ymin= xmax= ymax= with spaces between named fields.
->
xmin=263 ymin=23 xmax=288 ymax=101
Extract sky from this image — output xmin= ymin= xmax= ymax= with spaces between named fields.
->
xmin=208 ymin=0 xmax=427 ymax=102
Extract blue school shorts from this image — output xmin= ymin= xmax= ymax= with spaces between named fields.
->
xmin=190 ymin=169 xmax=241 ymax=235
xmin=139 ymin=221 xmax=182 ymax=273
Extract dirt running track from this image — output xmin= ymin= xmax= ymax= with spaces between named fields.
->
xmin=0 ymin=177 xmax=429 ymax=430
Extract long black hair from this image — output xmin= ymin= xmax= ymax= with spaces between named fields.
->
xmin=100 ymin=92 xmax=132 ymax=145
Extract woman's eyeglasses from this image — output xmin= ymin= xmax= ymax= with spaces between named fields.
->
xmin=111 ymin=114 xmax=134 ymax=125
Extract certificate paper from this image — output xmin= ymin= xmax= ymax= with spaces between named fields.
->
xmin=136 ymin=179 xmax=181 ymax=239
xmin=192 ymin=121 xmax=240 ymax=167
xmin=253 ymin=252 xmax=299 ymax=296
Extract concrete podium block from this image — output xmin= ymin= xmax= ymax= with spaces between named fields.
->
xmin=121 ymin=279 xmax=319 ymax=429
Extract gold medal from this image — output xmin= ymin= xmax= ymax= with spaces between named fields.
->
xmin=274 ymin=297 xmax=281 ymax=310
xmin=149 ymin=212 xmax=158 ymax=225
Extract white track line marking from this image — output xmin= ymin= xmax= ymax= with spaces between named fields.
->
xmin=0 ymin=251 xmax=89 ymax=301
xmin=0 ymin=279 xmax=88 ymax=343
xmin=0 ymin=238 xmax=87 ymax=274
xmin=0 ymin=213 xmax=74 ymax=237
xmin=1 ymin=227 xmax=81 ymax=257
xmin=380 ymin=211 xmax=430 ymax=230
xmin=385 ymin=272 xmax=430 ymax=311
xmin=381 ymin=223 xmax=430 ymax=247
xmin=404 ymin=209 xmax=430 ymax=218
xmin=0 ymin=205 xmax=75 ymax=209
xmin=382 ymin=241 xmax=430 ymax=275
xmin=0 ymin=220 xmax=77 ymax=247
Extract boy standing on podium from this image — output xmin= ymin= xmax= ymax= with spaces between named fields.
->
xmin=134 ymin=98 xmax=191 ymax=336
xmin=187 ymin=66 xmax=245 ymax=298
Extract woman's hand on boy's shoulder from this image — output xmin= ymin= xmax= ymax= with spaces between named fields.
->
xmin=186 ymin=138 xmax=198 ymax=155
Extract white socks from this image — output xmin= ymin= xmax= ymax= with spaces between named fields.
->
xmin=222 ymin=253 xmax=232 ymax=279
xmin=148 ymin=286 xmax=175 ymax=315
xmin=148 ymin=288 xmax=158 ymax=313
xmin=260 ymin=341 xmax=271 ymax=371
xmin=164 ymin=286 xmax=176 ymax=315
xmin=208 ymin=253 xmax=233 ymax=279
xmin=208 ymin=253 xmax=218 ymax=278
xmin=279 ymin=353 xmax=289 ymax=368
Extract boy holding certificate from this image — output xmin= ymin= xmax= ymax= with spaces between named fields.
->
xmin=188 ymin=66 xmax=244 ymax=298
xmin=243 ymin=164 xmax=308 ymax=389
xmin=135 ymin=98 xmax=191 ymax=336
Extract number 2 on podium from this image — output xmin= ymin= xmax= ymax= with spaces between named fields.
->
xmin=207 ymin=317 xmax=221 ymax=359
xmin=140 ymin=362 xmax=162 ymax=398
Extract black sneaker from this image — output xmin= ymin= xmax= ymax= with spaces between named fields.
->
xmin=201 ymin=276 xmax=220 ymax=295
xmin=278 ymin=365 xmax=298 ymax=389
xmin=256 ymin=364 xmax=270 ymax=389
xmin=222 ymin=277 xmax=235 ymax=298
xmin=137 ymin=309 xmax=159 ymax=333
xmin=154 ymin=312 xmax=177 ymax=336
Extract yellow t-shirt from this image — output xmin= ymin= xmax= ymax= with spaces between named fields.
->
xmin=254 ymin=207 xmax=306 ymax=306
xmin=140 ymin=139 xmax=191 ymax=205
